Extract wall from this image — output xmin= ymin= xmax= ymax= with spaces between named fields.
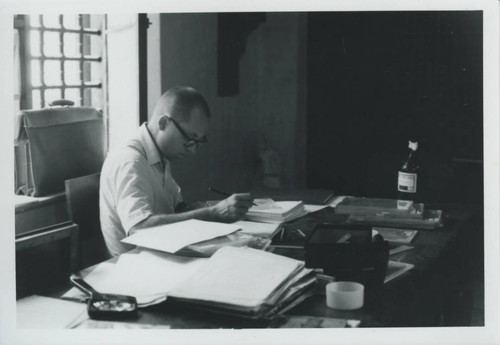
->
xmin=306 ymin=12 xmax=483 ymax=203
xmin=158 ymin=13 xmax=306 ymax=201
xmin=107 ymin=14 xmax=140 ymax=150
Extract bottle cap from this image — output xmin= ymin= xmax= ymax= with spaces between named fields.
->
xmin=408 ymin=141 xmax=418 ymax=151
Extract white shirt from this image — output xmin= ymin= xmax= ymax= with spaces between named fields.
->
xmin=100 ymin=123 xmax=183 ymax=256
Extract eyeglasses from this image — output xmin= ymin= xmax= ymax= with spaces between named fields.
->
xmin=168 ymin=117 xmax=208 ymax=148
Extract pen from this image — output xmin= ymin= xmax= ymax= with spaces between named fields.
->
xmin=209 ymin=187 xmax=258 ymax=206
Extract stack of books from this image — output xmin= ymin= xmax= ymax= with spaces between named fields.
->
xmin=245 ymin=199 xmax=308 ymax=223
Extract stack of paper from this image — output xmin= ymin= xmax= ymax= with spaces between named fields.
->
xmin=234 ymin=220 xmax=282 ymax=238
xmin=63 ymin=249 xmax=208 ymax=307
xmin=63 ymin=247 xmax=315 ymax=319
xmin=168 ymin=246 xmax=316 ymax=319
xmin=245 ymin=199 xmax=308 ymax=223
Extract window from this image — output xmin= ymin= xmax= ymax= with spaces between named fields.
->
xmin=14 ymin=14 xmax=106 ymax=110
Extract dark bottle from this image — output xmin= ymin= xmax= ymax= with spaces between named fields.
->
xmin=397 ymin=140 xmax=420 ymax=201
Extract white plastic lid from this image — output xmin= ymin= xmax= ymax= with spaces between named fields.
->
xmin=408 ymin=141 xmax=418 ymax=151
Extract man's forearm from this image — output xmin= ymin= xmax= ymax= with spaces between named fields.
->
xmin=129 ymin=206 xmax=215 ymax=235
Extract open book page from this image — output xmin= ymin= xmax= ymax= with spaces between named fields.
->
xmin=121 ymin=219 xmax=241 ymax=253
xmin=169 ymin=246 xmax=304 ymax=308
xmin=97 ymin=250 xmax=207 ymax=303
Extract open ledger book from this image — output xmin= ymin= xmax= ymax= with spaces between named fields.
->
xmin=63 ymin=247 xmax=316 ymax=319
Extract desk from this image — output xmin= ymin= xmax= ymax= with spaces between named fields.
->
xmin=16 ymin=222 xmax=80 ymax=298
xmin=38 ymin=192 xmax=481 ymax=329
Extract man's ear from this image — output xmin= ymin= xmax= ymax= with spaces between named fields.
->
xmin=158 ymin=115 xmax=169 ymax=130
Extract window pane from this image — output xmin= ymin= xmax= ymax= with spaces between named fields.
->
xmin=65 ymin=88 xmax=81 ymax=105
xmin=83 ymin=88 xmax=92 ymax=106
xmin=43 ymin=31 xmax=61 ymax=57
xmin=45 ymin=89 xmax=62 ymax=105
xmin=63 ymin=14 xmax=80 ymax=29
xmin=44 ymin=60 xmax=61 ymax=86
xmin=83 ymin=61 xmax=91 ymax=82
xmin=64 ymin=61 xmax=80 ymax=85
xmin=29 ymin=30 xmax=41 ymax=56
xmin=30 ymin=60 xmax=41 ymax=86
xmin=31 ymin=89 xmax=41 ymax=109
xmin=41 ymin=14 xmax=61 ymax=28
xmin=63 ymin=32 xmax=80 ymax=57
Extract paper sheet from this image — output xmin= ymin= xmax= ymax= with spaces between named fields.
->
xmin=121 ymin=219 xmax=241 ymax=253
xmin=17 ymin=295 xmax=87 ymax=329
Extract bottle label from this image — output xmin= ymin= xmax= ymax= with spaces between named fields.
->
xmin=398 ymin=171 xmax=417 ymax=193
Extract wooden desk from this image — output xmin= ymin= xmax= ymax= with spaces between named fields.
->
xmin=57 ymin=200 xmax=481 ymax=329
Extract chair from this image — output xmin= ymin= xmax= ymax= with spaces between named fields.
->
xmin=65 ymin=173 xmax=110 ymax=269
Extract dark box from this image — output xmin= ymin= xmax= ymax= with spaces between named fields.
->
xmin=305 ymin=223 xmax=389 ymax=290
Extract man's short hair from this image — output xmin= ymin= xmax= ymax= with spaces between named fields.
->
xmin=161 ymin=86 xmax=211 ymax=123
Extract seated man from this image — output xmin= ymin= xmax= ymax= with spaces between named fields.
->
xmin=100 ymin=86 xmax=253 ymax=256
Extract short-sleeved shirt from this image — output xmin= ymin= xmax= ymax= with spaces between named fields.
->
xmin=100 ymin=123 xmax=183 ymax=256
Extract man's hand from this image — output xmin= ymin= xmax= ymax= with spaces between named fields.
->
xmin=210 ymin=193 xmax=253 ymax=222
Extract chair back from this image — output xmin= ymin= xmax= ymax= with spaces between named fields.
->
xmin=65 ymin=173 xmax=109 ymax=269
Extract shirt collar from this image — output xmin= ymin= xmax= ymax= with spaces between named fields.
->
xmin=139 ymin=123 xmax=164 ymax=167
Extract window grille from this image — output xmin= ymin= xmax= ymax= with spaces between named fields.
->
xmin=15 ymin=14 xmax=105 ymax=109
